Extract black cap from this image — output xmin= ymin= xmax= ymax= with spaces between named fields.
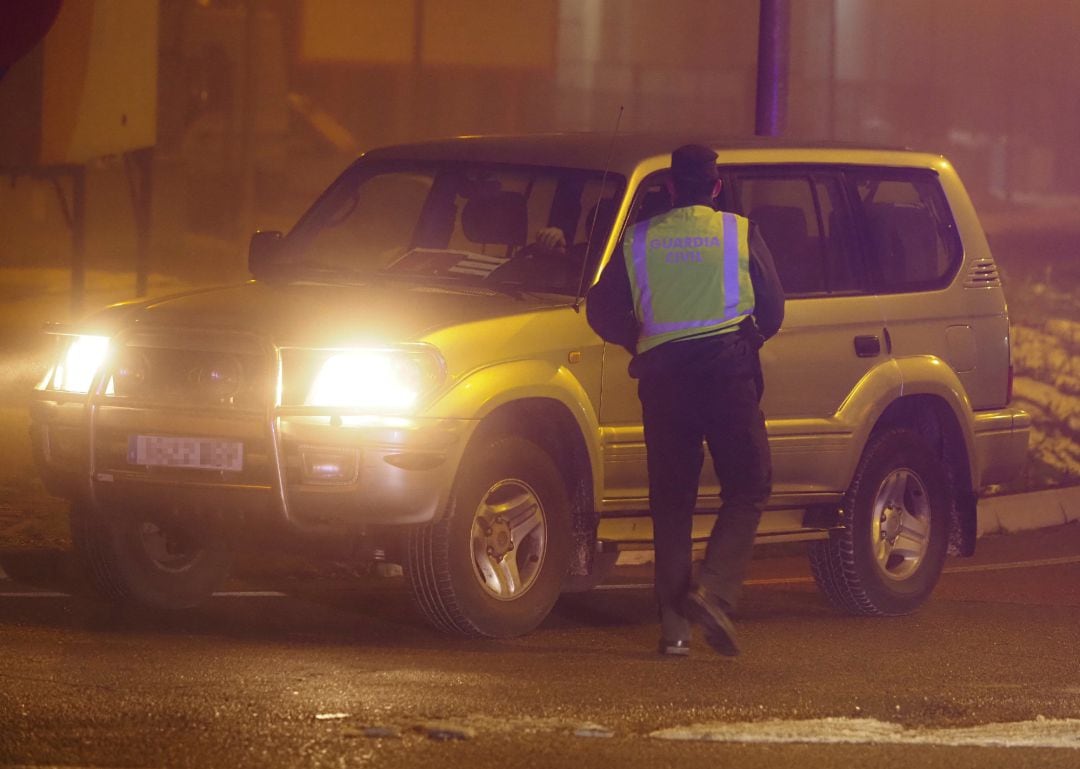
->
xmin=670 ymin=144 xmax=719 ymax=185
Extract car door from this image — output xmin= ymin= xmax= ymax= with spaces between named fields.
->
xmin=595 ymin=177 xmax=672 ymax=511
xmin=726 ymin=167 xmax=891 ymax=500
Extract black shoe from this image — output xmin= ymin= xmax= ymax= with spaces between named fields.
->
xmin=686 ymin=587 xmax=740 ymax=657
xmin=658 ymin=638 xmax=690 ymax=656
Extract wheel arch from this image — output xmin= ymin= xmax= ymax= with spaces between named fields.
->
xmin=429 ymin=359 xmax=602 ymax=490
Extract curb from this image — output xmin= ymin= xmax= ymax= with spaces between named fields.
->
xmin=977 ymin=485 xmax=1080 ymax=536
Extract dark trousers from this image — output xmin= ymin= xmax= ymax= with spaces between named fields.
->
xmin=637 ymin=333 xmax=772 ymax=641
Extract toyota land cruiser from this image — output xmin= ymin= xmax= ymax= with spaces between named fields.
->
xmin=30 ymin=134 xmax=1030 ymax=637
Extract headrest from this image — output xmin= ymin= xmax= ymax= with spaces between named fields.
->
xmin=750 ymin=205 xmax=808 ymax=244
xmin=866 ymin=203 xmax=940 ymax=281
xmin=585 ymin=199 xmax=617 ymax=237
xmin=461 ymin=191 xmax=528 ymax=246
xmin=867 ymin=203 xmax=935 ymax=240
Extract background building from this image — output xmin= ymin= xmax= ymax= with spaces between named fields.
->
xmin=2 ymin=0 xmax=1079 ymax=280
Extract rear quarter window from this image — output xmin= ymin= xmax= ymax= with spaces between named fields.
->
xmin=849 ymin=170 xmax=961 ymax=292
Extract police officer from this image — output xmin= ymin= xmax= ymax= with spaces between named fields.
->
xmin=586 ymin=144 xmax=784 ymax=657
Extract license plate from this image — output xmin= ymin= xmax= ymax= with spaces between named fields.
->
xmin=128 ymin=435 xmax=244 ymax=471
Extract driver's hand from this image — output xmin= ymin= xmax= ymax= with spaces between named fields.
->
xmin=534 ymin=227 xmax=567 ymax=254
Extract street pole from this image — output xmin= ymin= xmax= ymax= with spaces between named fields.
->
xmin=827 ymin=0 xmax=837 ymax=140
xmin=127 ymin=147 xmax=153 ymax=298
xmin=240 ymin=0 xmax=257 ymax=242
xmin=754 ymin=0 xmax=790 ymax=137
xmin=71 ymin=166 xmax=86 ymax=317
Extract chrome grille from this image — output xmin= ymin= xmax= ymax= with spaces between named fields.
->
xmin=105 ymin=330 xmax=275 ymax=410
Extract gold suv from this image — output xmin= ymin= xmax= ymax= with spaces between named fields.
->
xmin=30 ymin=134 xmax=1030 ymax=637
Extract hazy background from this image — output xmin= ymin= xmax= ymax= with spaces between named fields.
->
xmin=2 ymin=0 xmax=1080 ymax=282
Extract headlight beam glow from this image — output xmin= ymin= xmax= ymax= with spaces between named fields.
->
xmin=52 ymin=335 xmax=111 ymax=394
xmin=305 ymin=350 xmax=427 ymax=412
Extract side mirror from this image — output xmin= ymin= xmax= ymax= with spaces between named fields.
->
xmin=248 ymin=230 xmax=284 ymax=276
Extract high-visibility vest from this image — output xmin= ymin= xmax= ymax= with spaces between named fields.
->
xmin=624 ymin=205 xmax=755 ymax=354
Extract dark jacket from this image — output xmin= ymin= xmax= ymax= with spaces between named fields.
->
xmin=586 ymin=213 xmax=785 ymax=374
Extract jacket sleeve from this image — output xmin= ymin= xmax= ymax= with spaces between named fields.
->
xmin=585 ymin=252 xmax=638 ymax=354
xmin=748 ymin=223 xmax=785 ymax=341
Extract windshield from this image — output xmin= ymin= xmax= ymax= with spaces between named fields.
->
xmin=278 ymin=159 xmax=625 ymax=296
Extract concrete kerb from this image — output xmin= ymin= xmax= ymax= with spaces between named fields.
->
xmin=976 ymin=485 xmax=1080 ymax=536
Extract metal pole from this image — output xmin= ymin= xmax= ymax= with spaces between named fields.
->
xmin=71 ymin=165 xmax=86 ymax=317
xmin=239 ymin=0 xmax=257 ymax=241
xmin=133 ymin=147 xmax=153 ymax=297
xmin=827 ymin=0 xmax=837 ymax=140
xmin=754 ymin=0 xmax=791 ymax=137
xmin=405 ymin=0 xmax=424 ymax=139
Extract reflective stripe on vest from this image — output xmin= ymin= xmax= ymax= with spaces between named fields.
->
xmin=625 ymin=208 xmax=754 ymax=354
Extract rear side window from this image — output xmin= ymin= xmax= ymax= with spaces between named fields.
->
xmin=727 ymin=171 xmax=861 ymax=296
xmin=850 ymin=171 xmax=961 ymax=292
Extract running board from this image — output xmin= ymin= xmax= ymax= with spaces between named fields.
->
xmin=596 ymin=509 xmax=834 ymax=551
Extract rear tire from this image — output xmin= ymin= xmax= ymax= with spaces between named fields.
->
xmin=809 ymin=428 xmax=950 ymax=616
xmin=405 ymin=435 xmax=571 ymax=638
xmin=70 ymin=501 xmax=232 ymax=610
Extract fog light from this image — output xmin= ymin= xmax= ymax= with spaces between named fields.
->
xmin=300 ymin=447 xmax=359 ymax=484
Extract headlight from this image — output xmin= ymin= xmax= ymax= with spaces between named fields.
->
xmin=303 ymin=347 xmax=443 ymax=412
xmin=47 ymin=335 xmax=112 ymax=394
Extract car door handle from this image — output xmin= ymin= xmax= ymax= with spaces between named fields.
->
xmin=853 ymin=335 xmax=881 ymax=357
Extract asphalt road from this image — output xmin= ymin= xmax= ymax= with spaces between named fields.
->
xmin=2 ymin=524 xmax=1079 ymax=769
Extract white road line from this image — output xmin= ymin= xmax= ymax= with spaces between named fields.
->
xmin=745 ymin=576 xmax=815 ymax=586
xmin=592 ymin=583 xmax=653 ymax=591
xmin=944 ymin=555 xmax=1080 ymax=574
xmin=598 ymin=576 xmax=814 ymax=590
xmin=650 ymin=717 xmax=1080 ymax=749
xmin=0 ymin=589 xmax=289 ymax=599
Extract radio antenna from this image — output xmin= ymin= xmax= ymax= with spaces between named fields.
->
xmin=572 ymin=105 xmax=623 ymax=311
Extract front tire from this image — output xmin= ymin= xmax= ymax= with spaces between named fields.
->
xmin=406 ymin=435 xmax=571 ymax=638
xmin=809 ymin=428 xmax=950 ymax=616
xmin=70 ymin=501 xmax=232 ymax=610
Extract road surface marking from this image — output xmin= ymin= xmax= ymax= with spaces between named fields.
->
xmin=650 ymin=716 xmax=1080 ymax=749
xmin=0 ymin=588 xmax=288 ymax=598
xmin=944 ymin=555 xmax=1080 ymax=574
